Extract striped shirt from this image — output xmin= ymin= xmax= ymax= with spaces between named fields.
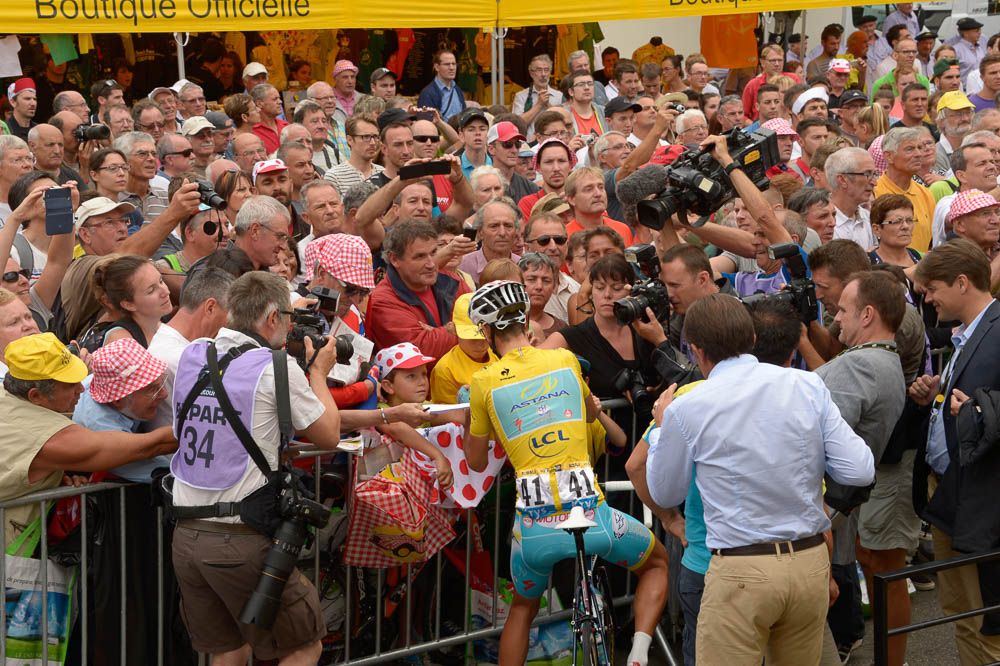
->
xmin=324 ymin=161 xmax=384 ymax=197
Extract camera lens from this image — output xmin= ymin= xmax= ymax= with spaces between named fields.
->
xmin=76 ymin=124 xmax=112 ymax=141
xmin=613 ymin=295 xmax=649 ymax=325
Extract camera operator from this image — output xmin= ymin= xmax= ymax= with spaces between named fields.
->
xmin=170 ymin=270 xmax=341 ymax=665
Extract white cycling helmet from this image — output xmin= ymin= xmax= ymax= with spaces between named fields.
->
xmin=468 ymin=280 xmax=529 ymax=330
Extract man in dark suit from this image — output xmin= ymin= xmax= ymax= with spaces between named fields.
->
xmin=910 ymin=238 xmax=1000 ymax=665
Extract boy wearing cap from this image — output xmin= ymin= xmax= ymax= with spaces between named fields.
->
xmin=762 ymin=119 xmax=801 ymax=180
xmin=370 ymin=67 xmax=397 ymax=101
xmin=373 ymin=342 xmax=456 ymax=488
xmin=430 ymin=293 xmax=498 ymax=404
xmin=458 ymin=110 xmax=492 ymax=179
xmin=0 ymin=332 xmax=177 ymax=547
xmin=7 ymin=78 xmax=38 ymax=142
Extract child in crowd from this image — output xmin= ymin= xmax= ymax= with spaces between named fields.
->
xmin=431 ymin=293 xmax=498 ymax=403
xmin=373 ymin=342 xmax=466 ymax=486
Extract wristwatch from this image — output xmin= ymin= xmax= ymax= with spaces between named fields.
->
xmin=723 ymin=161 xmax=743 ymax=176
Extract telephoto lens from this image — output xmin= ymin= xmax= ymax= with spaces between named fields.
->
xmin=239 ymin=517 xmax=310 ymax=629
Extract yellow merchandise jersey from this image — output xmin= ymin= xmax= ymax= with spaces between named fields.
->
xmin=469 ymin=346 xmax=601 ymax=512
xmin=429 ymin=345 xmax=498 ymax=404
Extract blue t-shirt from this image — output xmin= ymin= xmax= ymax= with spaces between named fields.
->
xmin=681 ymin=467 xmax=710 ymax=575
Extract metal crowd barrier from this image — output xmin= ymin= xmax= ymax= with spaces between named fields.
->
xmin=872 ymin=547 xmax=1000 ymax=666
xmin=0 ymin=397 xmax=681 ymax=666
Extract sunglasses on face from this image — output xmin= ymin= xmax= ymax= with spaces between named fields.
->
xmin=412 ymin=135 xmax=439 ymax=143
xmin=496 ymin=139 xmax=519 ymax=149
xmin=529 ymin=234 xmax=568 ymax=246
xmin=167 ymin=149 xmax=194 ymax=158
xmin=2 ymin=268 xmax=30 ymax=282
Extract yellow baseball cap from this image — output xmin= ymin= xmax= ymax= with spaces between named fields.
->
xmin=5 ymin=332 xmax=89 ymax=384
xmin=937 ymin=90 xmax=975 ymax=113
xmin=452 ymin=293 xmax=484 ymax=340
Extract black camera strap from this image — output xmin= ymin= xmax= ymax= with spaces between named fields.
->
xmin=271 ymin=348 xmax=293 ymax=450
xmin=205 ymin=342 xmax=275 ymax=478
xmin=175 ymin=342 xmax=256 ymax=441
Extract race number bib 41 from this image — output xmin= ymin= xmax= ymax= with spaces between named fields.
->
xmin=516 ymin=464 xmax=599 ymax=515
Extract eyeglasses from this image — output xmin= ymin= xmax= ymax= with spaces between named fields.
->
xmin=8 ymin=156 xmax=33 ymax=166
xmin=898 ymin=50 xmax=918 ymax=56
xmin=529 ymin=67 xmax=552 ymax=74
xmin=1 ymin=269 xmax=30 ymax=282
xmin=84 ymin=216 xmax=130 ymax=230
xmin=496 ymin=139 xmax=519 ymax=149
xmin=342 ymin=284 xmax=371 ymax=298
xmin=572 ymin=81 xmax=595 ymax=88
xmin=139 ymin=121 xmax=166 ymax=131
xmin=842 ymin=170 xmax=878 ymax=181
xmin=181 ymin=96 xmax=206 ymax=104
xmin=238 ymin=149 xmax=266 ymax=158
xmin=166 ymin=149 xmax=194 ymax=158
xmin=312 ymin=94 xmax=335 ymax=103
xmin=679 ymin=125 xmax=708 ymax=134
xmin=413 ymin=135 xmax=439 ymax=143
xmin=137 ymin=378 xmax=167 ymax=400
xmin=972 ymin=207 xmax=1000 ymax=219
xmin=350 ymin=134 xmax=379 ymax=143
xmin=132 ymin=150 xmax=156 ymax=160
xmin=259 ymin=224 xmax=289 ymax=242
xmin=96 ymin=163 xmax=128 ymax=174
xmin=528 ymin=234 xmax=568 ymax=246
xmin=879 ymin=216 xmax=915 ymax=226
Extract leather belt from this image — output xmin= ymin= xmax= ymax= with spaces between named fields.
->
xmin=713 ymin=533 xmax=825 ymax=557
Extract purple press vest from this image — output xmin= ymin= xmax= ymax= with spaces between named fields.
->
xmin=733 ymin=270 xmax=788 ymax=299
xmin=171 ymin=340 xmax=272 ymax=490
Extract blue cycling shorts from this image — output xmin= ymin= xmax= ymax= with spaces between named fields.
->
xmin=509 ymin=502 xmax=655 ymax=599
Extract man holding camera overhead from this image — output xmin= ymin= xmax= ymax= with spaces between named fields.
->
xmin=170 ymin=270 xmax=342 ymax=666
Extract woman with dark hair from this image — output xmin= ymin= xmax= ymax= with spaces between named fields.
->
xmin=214 ymin=167 xmax=255 ymax=227
xmin=270 ymin=236 xmax=302 ymax=292
xmin=218 ymin=51 xmax=244 ymax=97
xmin=89 ymin=148 xmax=144 ymax=231
xmin=541 ymin=254 xmax=662 ymax=411
xmin=112 ymin=59 xmax=136 ymax=105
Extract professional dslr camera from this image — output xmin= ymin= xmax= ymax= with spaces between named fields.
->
xmin=286 ymin=286 xmax=354 ymax=368
xmin=195 ymin=179 xmax=226 ymax=210
xmin=636 ymin=127 xmax=779 ymax=230
xmin=613 ymin=244 xmax=671 ymax=325
xmin=741 ymin=243 xmax=819 ymax=324
xmin=73 ymin=123 xmax=111 ymax=142
xmin=240 ymin=471 xmax=329 ymax=629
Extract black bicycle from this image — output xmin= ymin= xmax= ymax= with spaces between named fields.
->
xmin=558 ymin=505 xmax=616 ymax=666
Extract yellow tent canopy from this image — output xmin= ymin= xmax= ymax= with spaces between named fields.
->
xmin=11 ymin=0 xmax=866 ymax=33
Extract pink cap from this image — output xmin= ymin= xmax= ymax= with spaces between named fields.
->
xmin=7 ymin=77 xmax=35 ymax=100
xmin=332 ymin=60 xmax=359 ymax=77
xmin=948 ymin=189 xmax=1000 ymax=224
xmin=648 ymin=144 xmax=686 ymax=166
xmin=761 ymin=118 xmax=799 ymax=137
xmin=252 ymin=158 xmax=287 ymax=185
xmin=374 ymin=342 xmax=436 ymax=378
xmin=828 ymin=58 xmax=851 ymax=74
xmin=89 ymin=339 xmax=167 ymax=404
xmin=487 ymin=121 xmax=526 ymax=144
xmin=533 ymin=138 xmax=578 ymax=170
xmin=303 ymin=233 xmax=375 ymax=287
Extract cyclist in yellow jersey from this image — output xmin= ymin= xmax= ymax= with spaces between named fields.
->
xmin=463 ymin=280 xmax=668 ymax=666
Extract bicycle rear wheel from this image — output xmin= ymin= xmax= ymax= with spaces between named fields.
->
xmin=592 ymin=565 xmax=616 ymax=664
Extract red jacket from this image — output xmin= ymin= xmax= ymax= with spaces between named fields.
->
xmin=365 ymin=266 xmax=470 ymax=362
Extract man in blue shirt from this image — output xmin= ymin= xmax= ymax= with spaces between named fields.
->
xmin=645 ymin=293 xmax=874 ymax=664
xmin=417 ymin=50 xmax=466 ymax=121
xmin=72 ymin=337 xmax=171 ymax=482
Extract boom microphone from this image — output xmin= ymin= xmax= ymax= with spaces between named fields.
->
xmin=615 ymin=165 xmax=669 ymax=228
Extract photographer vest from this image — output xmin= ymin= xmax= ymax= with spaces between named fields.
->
xmin=171 ymin=340 xmax=272 ymax=490
xmin=732 ymin=271 xmax=787 ymax=298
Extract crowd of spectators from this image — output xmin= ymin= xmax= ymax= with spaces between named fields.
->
xmin=4 ymin=9 xmax=1000 ymax=663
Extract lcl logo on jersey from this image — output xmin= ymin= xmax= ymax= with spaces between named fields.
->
xmin=528 ymin=429 xmax=570 ymax=457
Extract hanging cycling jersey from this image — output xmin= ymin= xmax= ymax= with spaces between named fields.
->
xmin=469 ymin=345 xmax=603 ymax=516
